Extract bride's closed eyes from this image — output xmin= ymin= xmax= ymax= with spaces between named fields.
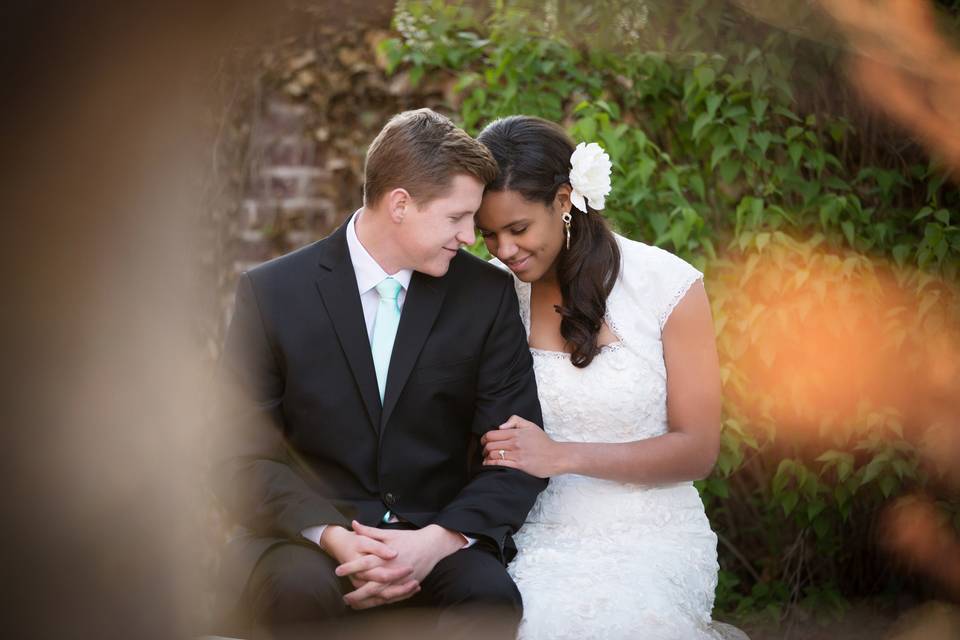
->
xmin=478 ymin=224 xmax=529 ymax=239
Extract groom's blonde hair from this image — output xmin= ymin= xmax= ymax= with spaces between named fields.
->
xmin=363 ymin=108 xmax=498 ymax=207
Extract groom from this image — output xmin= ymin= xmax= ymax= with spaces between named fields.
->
xmin=214 ymin=108 xmax=546 ymax=639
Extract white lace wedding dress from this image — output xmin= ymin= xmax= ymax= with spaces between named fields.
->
xmin=493 ymin=234 xmax=743 ymax=640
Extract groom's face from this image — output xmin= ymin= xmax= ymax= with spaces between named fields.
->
xmin=397 ymin=174 xmax=485 ymax=277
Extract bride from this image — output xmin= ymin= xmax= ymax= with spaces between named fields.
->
xmin=474 ymin=115 xmax=737 ymax=639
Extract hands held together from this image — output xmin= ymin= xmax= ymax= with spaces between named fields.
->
xmin=481 ymin=415 xmax=562 ymax=479
xmin=321 ymin=521 xmax=464 ymax=611
xmin=321 ymin=415 xmax=552 ymax=611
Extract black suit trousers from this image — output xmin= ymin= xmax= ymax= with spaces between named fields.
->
xmin=240 ymin=532 xmax=522 ymax=640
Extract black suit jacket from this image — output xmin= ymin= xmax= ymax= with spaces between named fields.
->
xmin=213 ymin=218 xmax=546 ymax=607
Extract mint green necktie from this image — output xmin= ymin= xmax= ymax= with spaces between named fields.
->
xmin=371 ymin=277 xmax=403 ymax=402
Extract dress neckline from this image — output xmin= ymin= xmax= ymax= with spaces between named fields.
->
xmin=515 ymin=278 xmax=625 ymax=359
xmin=529 ymin=341 xmax=625 ymax=359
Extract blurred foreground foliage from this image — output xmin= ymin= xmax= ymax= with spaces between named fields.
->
xmin=380 ymin=0 xmax=960 ymax=623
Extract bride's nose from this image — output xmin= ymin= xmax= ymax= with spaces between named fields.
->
xmin=497 ymin=240 xmax=518 ymax=261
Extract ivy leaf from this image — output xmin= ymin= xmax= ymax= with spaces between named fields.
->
xmin=781 ymin=490 xmax=799 ymax=516
xmin=730 ymin=124 xmax=749 ymax=152
xmin=755 ymin=232 xmax=771 ymax=251
xmin=719 ymin=158 xmax=741 ymax=184
xmin=892 ymin=244 xmax=911 ymax=268
xmin=706 ymin=93 xmax=723 ymax=119
xmin=807 ymin=499 xmax=827 ymax=521
xmin=773 ymin=459 xmax=794 ymax=495
xmin=690 ymin=174 xmax=706 ymax=201
xmin=861 ymin=457 xmax=885 ymax=486
xmin=711 ymin=144 xmax=734 ymax=170
xmin=813 ymin=515 xmax=831 ymax=539
xmin=695 ymin=66 xmax=716 ymax=89
xmin=879 ymin=474 xmax=898 ymax=498
xmin=786 ymin=126 xmax=804 ymax=141
xmin=754 ymin=131 xmax=773 ymax=155
xmin=709 ymin=477 xmax=730 ymax=498
xmin=751 ymin=96 xmax=769 ymax=123
xmin=692 ymin=113 xmax=713 ymax=141
xmin=788 ymin=142 xmax=804 ymax=167
xmin=841 ymin=221 xmax=856 ymax=247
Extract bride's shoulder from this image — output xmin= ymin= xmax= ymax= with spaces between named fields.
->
xmin=488 ymin=256 xmax=509 ymax=272
xmin=613 ymin=232 xmax=701 ymax=280
xmin=611 ymin=233 xmax=702 ymax=331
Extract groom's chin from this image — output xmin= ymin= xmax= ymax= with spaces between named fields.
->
xmin=420 ymin=255 xmax=456 ymax=278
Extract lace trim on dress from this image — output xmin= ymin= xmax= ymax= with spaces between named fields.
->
xmin=530 ymin=341 xmax=624 ymax=359
xmin=658 ymin=271 xmax=704 ymax=332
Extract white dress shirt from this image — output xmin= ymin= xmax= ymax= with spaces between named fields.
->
xmin=301 ymin=211 xmax=473 ymax=549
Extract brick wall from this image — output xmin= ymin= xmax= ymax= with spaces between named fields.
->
xmin=221 ymin=4 xmax=451 ymax=327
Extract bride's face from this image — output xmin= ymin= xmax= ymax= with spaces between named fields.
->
xmin=476 ymin=189 xmax=566 ymax=283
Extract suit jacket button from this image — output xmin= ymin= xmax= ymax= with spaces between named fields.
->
xmin=384 ymin=492 xmax=397 ymax=506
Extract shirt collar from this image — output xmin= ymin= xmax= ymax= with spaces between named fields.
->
xmin=346 ymin=210 xmax=413 ymax=295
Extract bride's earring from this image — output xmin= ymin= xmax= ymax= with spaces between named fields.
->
xmin=562 ymin=210 xmax=572 ymax=249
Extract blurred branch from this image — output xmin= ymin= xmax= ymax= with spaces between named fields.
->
xmin=816 ymin=0 xmax=960 ymax=179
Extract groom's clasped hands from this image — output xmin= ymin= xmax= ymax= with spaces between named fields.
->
xmin=321 ymin=520 xmax=467 ymax=610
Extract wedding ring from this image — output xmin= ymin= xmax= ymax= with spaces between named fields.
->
xmin=498 ymin=449 xmax=506 ymax=461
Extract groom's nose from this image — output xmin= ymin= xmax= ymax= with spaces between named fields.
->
xmin=455 ymin=221 xmax=476 ymax=246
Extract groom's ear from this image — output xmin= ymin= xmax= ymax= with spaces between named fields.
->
xmin=386 ymin=187 xmax=412 ymax=223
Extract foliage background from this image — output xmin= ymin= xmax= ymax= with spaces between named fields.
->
xmin=373 ymin=0 xmax=960 ymax=624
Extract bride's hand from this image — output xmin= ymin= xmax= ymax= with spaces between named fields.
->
xmin=481 ymin=415 xmax=562 ymax=478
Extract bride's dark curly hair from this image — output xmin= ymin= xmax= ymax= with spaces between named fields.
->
xmin=478 ymin=115 xmax=621 ymax=368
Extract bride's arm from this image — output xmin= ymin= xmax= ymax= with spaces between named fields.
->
xmin=482 ymin=281 xmax=721 ymax=483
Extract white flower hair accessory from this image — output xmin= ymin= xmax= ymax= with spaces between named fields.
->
xmin=568 ymin=142 xmax=612 ymax=212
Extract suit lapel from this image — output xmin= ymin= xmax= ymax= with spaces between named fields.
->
xmin=314 ymin=222 xmax=381 ymax=432
xmin=380 ymin=270 xmax=448 ymax=432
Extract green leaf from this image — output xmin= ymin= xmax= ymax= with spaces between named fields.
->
xmin=577 ymin=117 xmax=597 ymax=142
xmin=879 ymin=474 xmax=898 ymax=498
xmin=709 ymin=477 xmax=730 ymax=498
xmin=807 ymin=499 xmax=827 ymax=521
xmin=781 ymin=490 xmax=799 ymax=516
xmin=837 ymin=456 xmax=853 ymax=482
xmin=773 ymin=459 xmax=794 ymax=495
xmin=892 ymin=458 xmax=913 ymax=480
xmin=891 ymin=244 xmax=911 ymax=268
xmin=788 ymin=142 xmax=804 ymax=167
xmin=719 ymin=158 xmax=741 ymax=184
xmin=755 ymin=232 xmax=770 ymax=251
xmin=813 ymin=515 xmax=831 ymax=539
xmin=751 ymin=97 xmax=769 ymax=123
xmin=786 ymin=126 xmax=804 ymax=141
xmin=861 ymin=457 xmax=885 ymax=485
xmin=774 ymin=105 xmax=802 ymax=122
xmin=694 ymin=66 xmax=716 ymax=89
xmin=729 ymin=124 xmax=749 ymax=152
xmin=841 ymin=221 xmax=856 ymax=247
xmin=692 ymin=113 xmax=713 ymax=140
xmin=689 ymin=174 xmax=706 ymax=200
xmin=711 ymin=144 xmax=734 ymax=170
xmin=816 ymin=450 xmax=844 ymax=464
xmin=706 ymin=93 xmax=723 ymax=119
xmin=912 ymin=206 xmax=933 ymax=223
xmin=753 ymin=131 xmax=773 ymax=155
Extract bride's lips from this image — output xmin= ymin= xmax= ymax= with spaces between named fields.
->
xmin=506 ymin=256 xmax=531 ymax=272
